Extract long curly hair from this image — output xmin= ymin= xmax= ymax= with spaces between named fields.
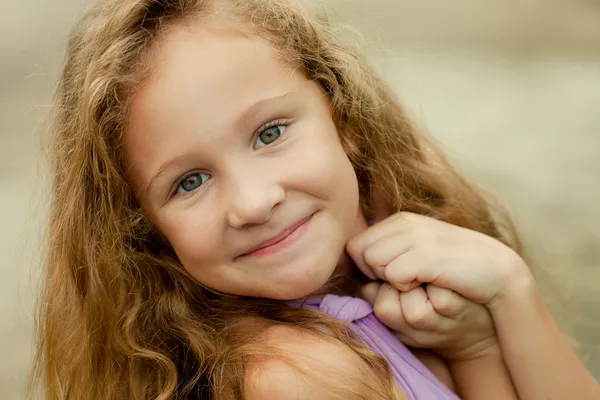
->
xmin=31 ymin=0 xmax=524 ymax=398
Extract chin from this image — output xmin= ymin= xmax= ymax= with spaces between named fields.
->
xmin=266 ymin=255 xmax=338 ymax=300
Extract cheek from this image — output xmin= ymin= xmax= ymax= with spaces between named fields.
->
xmin=157 ymin=207 xmax=223 ymax=268
xmin=291 ymin=126 xmax=359 ymax=199
xmin=289 ymin=128 xmax=360 ymax=234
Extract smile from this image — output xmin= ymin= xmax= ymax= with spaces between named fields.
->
xmin=242 ymin=214 xmax=314 ymax=258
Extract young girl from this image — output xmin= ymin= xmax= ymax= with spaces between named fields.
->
xmin=32 ymin=0 xmax=599 ymax=399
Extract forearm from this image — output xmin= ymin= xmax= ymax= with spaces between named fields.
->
xmin=411 ymin=349 xmax=456 ymax=393
xmin=449 ymin=345 xmax=518 ymax=400
xmin=491 ymin=275 xmax=600 ymax=400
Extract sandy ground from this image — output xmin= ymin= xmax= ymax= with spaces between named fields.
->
xmin=1 ymin=0 xmax=599 ymax=398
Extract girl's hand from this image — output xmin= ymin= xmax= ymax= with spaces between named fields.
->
xmin=346 ymin=212 xmax=531 ymax=308
xmin=360 ymin=281 xmax=497 ymax=361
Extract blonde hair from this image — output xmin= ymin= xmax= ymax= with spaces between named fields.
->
xmin=32 ymin=0 xmax=524 ymax=398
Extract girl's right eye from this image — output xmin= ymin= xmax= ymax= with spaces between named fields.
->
xmin=175 ymin=172 xmax=211 ymax=195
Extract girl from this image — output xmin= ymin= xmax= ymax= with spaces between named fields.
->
xmin=32 ymin=0 xmax=598 ymax=399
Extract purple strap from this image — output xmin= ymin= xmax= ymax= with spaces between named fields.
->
xmin=292 ymin=295 xmax=460 ymax=400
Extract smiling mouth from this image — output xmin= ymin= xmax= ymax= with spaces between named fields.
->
xmin=241 ymin=214 xmax=314 ymax=258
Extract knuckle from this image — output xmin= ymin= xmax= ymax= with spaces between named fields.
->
xmin=383 ymin=264 xmax=400 ymax=281
xmin=373 ymin=300 xmax=401 ymax=324
xmin=345 ymin=237 xmax=361 ymax=257
xmin=403 ymin=306 xmax=430 ymax=328
xmin=429 ymin=231 xmax=447 ymax=247
xmin=384 ymin=269 xmax=409 ymax=291
xmin=362 ymin=246 xmax=379 ymax=267
xmin=360 ymin=281 xmax=381 ymax=303
xmin=430 ymin=289 xmax=456 ymax=313
xmin=414 ymin=228 xmax=436 ymax=246
xmin=435 ymin=299 xmax=455 ymax=315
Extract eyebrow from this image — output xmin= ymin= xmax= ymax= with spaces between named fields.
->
xmin=233 ymin=92 xmax=294 ymax=129
xmin=144 ymin=154 xmax=195 ymax=197
xmin=144 ymin=92 xmax=296 ymax=196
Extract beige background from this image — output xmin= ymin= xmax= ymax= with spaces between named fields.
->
xmin=1 ymin=0 xmax=599 ymax=398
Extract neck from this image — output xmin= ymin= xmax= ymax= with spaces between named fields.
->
xmin=314 ymin=249 xmax=368 ymax=298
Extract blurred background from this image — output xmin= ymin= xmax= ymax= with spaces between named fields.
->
xmin=1 ymin=0 xmax=599 ymax=398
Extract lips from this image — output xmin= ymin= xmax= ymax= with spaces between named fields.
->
xmin=240 ymin=214 xmax=313 ymax=257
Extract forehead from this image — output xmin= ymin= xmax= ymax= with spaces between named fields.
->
xmin=128 ymin=23 xmax=305 ymax=133
xmin=124 ymin=21 xmax=314 ymax=188
xmin=142 ymin=23 xmax=295 ymax=104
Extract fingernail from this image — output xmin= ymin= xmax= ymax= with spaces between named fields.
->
xmin=408 ymin=280 xmax=421 ymax=290
xmin=397 ymin=281 xmax=420 ymax=292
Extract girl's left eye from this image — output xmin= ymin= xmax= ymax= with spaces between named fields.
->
xmin=254 ymin=124 xmax=287 ymax=149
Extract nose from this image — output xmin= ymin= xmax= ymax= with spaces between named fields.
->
xmin=226 ymin=168 xmax=285 ymax=229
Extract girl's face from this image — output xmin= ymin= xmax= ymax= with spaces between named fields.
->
xmin=125 ymin=23 xmax=360 ymax=299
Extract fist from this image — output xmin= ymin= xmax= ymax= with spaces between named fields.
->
xmin=361 ymin=281 xmax=497 ymax=361
xmin=346 ymin=212 xmax=530 ymax=307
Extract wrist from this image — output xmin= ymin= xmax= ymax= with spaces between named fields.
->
xmin=448 ymin=343 xmax=518 ymax=400
xmin=444 ymin=337 xmax=500 ymax=364
xmin=487 ymin=258 xmax=536 ymax=313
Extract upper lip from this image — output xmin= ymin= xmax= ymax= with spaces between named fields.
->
xmin=240 ymin=214 xmax=312 ymax=256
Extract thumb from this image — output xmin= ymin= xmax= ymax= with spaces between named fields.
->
xmin=359 ymin=281 xmax=382 ymax=306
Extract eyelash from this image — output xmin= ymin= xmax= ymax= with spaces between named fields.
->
xmin=171 ymin=171 xmax=210 ymax=198
xmin=170 ymin=118 xmax=291 ymax=198
xmin=254 ymin=119 xmax=290 ymax=144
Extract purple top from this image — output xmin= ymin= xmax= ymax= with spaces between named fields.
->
xmin=294 ymin=295 xmax=459 ymax=400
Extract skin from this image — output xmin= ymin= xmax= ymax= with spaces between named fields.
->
xmin=123 ymin=19 xmax=600 ymax=400
xmin=125 ymin=24 xmax=360 ymax=300
xmin=350 ymin=211 xmax=600 ymax=400
xmin=122 ymin=20 xmax=505 ymax=394
xmin=121 ymin=18 xmax=600 ymax=400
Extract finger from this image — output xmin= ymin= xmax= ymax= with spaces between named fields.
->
xmin=399 ymin=285 xmax=447 ymax=331
xmin=374 ymin=284 xmax=448 ymax=333
xmin=346 ymin=216 xmax=414 ymax=279
xmin=363 ymin=234 xmax=413 ymax=280
xmin=371 ymin=212 xmax=425 ymax=231
xmin=345 ymin=212 xmax=377 ymax=279
xmin=425 ymin=285 xmax=468 ymax=318
xmin=360 ymin=281 xmax=382 ymax=306
xmin=374 ymin=284 xmax=458 ymax=348
xmin=384 ymin=253 xmax=444 ymax=292
xmin=371 ymin=283 xmax=410 ymax=333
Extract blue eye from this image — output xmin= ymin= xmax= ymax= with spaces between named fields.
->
xmin=254 ymin=124 xmax=286 ymax=148
xmin=176 ymin=172 xmax=210 ymax=194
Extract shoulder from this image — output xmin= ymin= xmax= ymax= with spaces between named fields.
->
xmin=244 ymin=325 xmax=391 ymax=399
